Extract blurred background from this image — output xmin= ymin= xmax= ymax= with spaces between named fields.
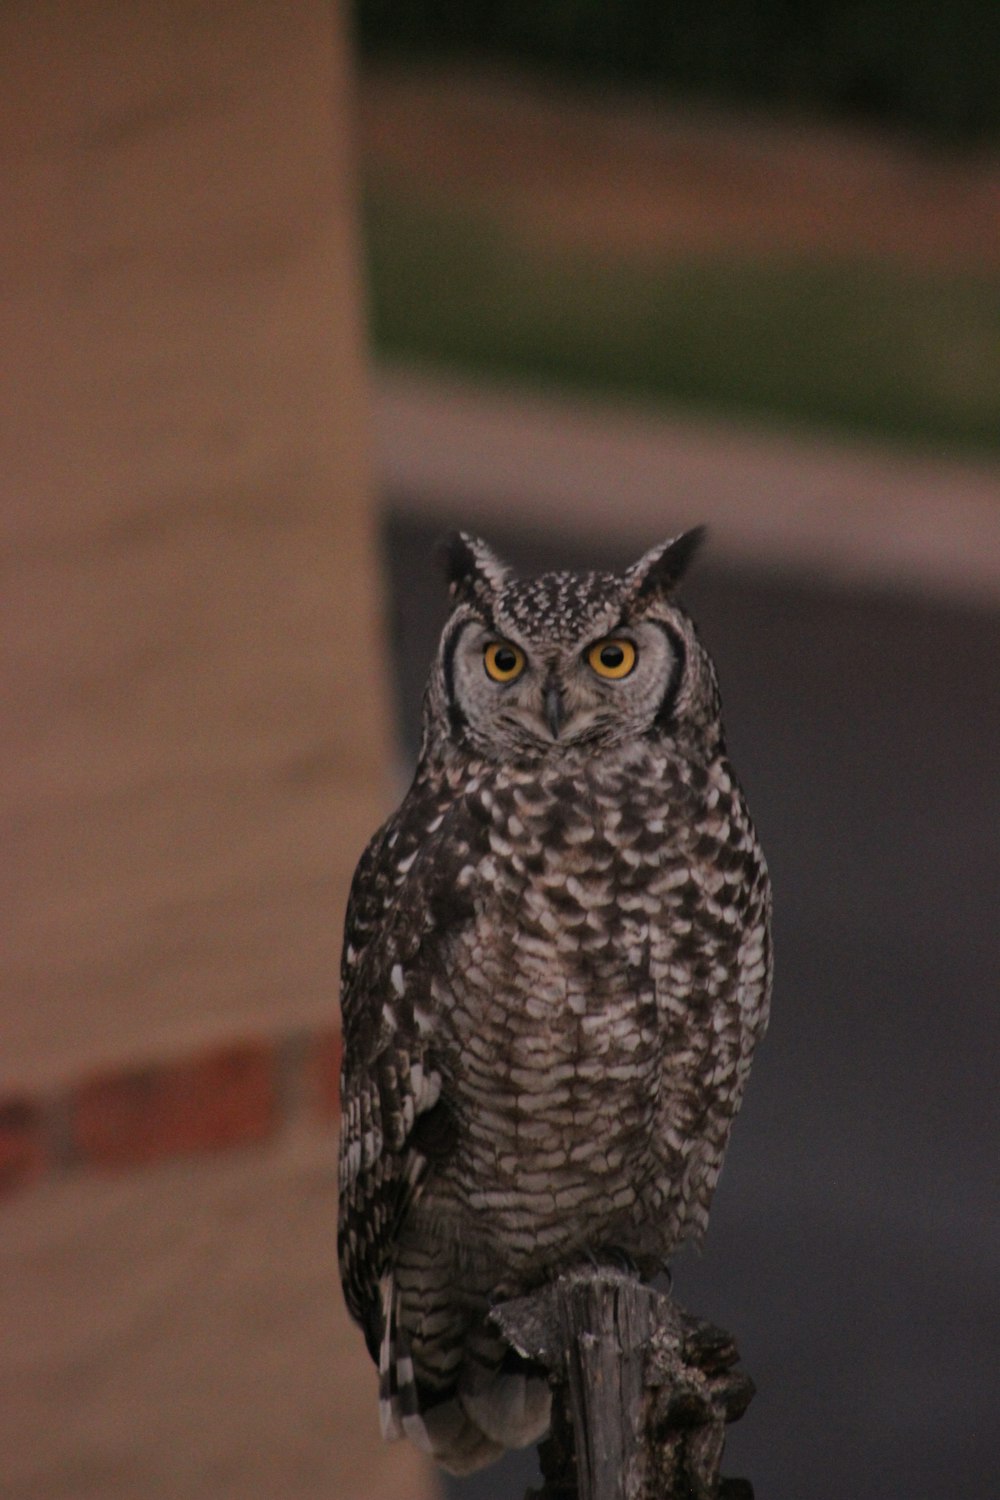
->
xmin=2 ymin=3 xmax=998 ymax=1498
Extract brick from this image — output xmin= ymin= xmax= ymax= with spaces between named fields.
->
xmin=307 ymin=1026 xmax=342 ymax=1120
xmin=0 ymin=1097 xmax=47 ymax=1198
xmin=71 ymin=1040 xmax=278 ymax=1169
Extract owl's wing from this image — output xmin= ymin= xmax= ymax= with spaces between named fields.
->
xmin=337 ymin=783 xmax=480 ymax=1359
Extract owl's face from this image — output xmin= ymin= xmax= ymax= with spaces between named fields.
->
xmin=423 ymin=530 xmax=721 ymax=763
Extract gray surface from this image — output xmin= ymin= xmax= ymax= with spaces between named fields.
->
xmin=376 ymin=367 xmax=1000 ymax=606
xmin=382 ymin=510 xmax=1000 ymax=1500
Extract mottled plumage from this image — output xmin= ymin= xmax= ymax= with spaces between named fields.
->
xmin=338 ymin=531 xmax=772 ymax=1473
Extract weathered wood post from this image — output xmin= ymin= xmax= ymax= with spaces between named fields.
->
xmin=491 ymin=1267 xmax=755 ymax=1500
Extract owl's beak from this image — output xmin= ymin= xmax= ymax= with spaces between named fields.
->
xmin=544 ymin=680 xmax=564 ymax=739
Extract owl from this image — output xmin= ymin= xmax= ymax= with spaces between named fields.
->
xmin=338 ymin=530 xmax=771 ymax=1475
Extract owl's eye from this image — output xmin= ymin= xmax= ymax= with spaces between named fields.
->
xmin=587 ymin=638 xmax=637 ymax=679
xmin=483 ymin=641 xmax=526 ymax=683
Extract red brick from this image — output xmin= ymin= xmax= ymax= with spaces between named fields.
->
xmin=0 ymin=1097 xmax=47 ymax=1198
xmin=307 ymin=1026 xmax=342 ymax=1120
xmin=71 ymin=1040 xmax=278 ymax=1169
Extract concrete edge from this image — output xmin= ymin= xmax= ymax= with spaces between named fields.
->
xmin=374 ymin=365 xmax=1000 ymax=607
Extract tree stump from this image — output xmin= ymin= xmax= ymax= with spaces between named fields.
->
xmin=490 ymin=1267 xmax=755 ymax=1500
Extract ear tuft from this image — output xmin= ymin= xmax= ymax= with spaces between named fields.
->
xmin=628 ymin=526 xmax=707 ymax=602
xmin=436 ymin=532 xmax=510 ymax=606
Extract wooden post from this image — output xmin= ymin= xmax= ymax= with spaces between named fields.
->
xmin=491 ymin=1267 xmax=755 ymax=1500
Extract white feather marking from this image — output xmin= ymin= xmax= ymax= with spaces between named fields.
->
xmin=414 ymin=1006 xmax=434 ymax=1037
xmin=378 ymin=1273 xmax=402 ymax=1441
xmin=410 ymin=1062 xmax=442 ymax=1113
xmin=401 ymin=1412 xmax=434 ymax=1452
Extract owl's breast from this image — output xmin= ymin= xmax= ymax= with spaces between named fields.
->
xmin=432 ymin=905 xmax=664 ymax=1270
xmin=418 ymin=757 xmax=706 ymax=1264
xmin=412 ymin=747 xmax=769 ymax=1272
xmin=462 ymin=750 xmax=706 ymax=974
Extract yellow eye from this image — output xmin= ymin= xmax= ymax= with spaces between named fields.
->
xmin=587 ymin=638 xmax=636 ymax=679
xmin=484 ymin=641 xmax=526 ymax=683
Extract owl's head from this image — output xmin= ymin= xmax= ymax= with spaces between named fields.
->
xmin=421 ymin=530 xmax=722 ymax=764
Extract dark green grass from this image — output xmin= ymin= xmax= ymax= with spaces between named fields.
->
xmin=364 ymin=184 xmax=1000 ymax=455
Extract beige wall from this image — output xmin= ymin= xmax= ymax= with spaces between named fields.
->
xmin=0 ymin=1129 xmax=434 ymax=1500
xmin=0 ymin=3 xmax=434 ymax=1495
xmin=2 ymin=0 xmax=392 ymax=1090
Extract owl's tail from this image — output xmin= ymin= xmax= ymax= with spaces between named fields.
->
xmin=378 ymin=1271 xmax=550 ymax=1476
